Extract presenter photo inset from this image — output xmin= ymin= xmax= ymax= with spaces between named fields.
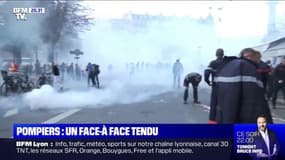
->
xmin=252 ymin=115 xmax=280 ymax=160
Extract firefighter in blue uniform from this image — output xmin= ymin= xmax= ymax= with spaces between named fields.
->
xmin=266 ymin=61 xmax=274 ymax=100
xmin=271 ymin=57 xmax=285 ymax=108
xmin=204 ymin=48 xmax=224 ymax=123
xmin=256 ymin=51 xmax=272 ymax=98
xmin=183 ymin=72 xmax=202 ymax=104
xmin=213 ymin=48 xmax=273 ymax=124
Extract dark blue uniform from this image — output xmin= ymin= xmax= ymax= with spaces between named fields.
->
xmin=257 ymin=61 xmax=272 ymax=92
xmin=204 ymin=57 xmax=224 ymax=85
xmin=213 ymin=57 xmax=273 ymax=124
xmin=204 ymin=57 xmax=224 ymax=122
xmin=272 ymin=63 xmax=285 ymax=108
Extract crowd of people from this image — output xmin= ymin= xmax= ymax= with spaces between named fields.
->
xmin=86 ymin=62 xmax=100 ymax=88
xmin=2 ymin=47 xmax=285 ymax=125
xmin=204 ymin=48 xmax=285 ymax=124
xmin=173 ymin=47 xmax=285 ymax=124
xmin=2 ymin=60 xmax=102 ymax=91
xmin=126 ymin=62 xmax=172 ymax=75
xmin=35 ymin=61 xmax=85 ymax=81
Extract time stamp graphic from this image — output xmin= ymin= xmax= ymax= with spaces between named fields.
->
xmin=13 ymin=7 xmax=45 ymax=20
xmin=236 ymin=131 xmax=262 ymax=154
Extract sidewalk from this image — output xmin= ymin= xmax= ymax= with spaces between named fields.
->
xmin=275 ymin=93 xmax=285 ymax=108
xmin=269 ymin=94 xmax=285 ymax=123
xmin=275 ymin=98 xmax=285 ymax=109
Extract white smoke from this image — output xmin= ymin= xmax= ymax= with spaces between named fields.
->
xmin=0 ymin=2 xmax=272 ymax=111
xmin=79 ymin=17 xmax=218 ymax=74
xmin=23 ymin=74 xmax=173 ymax=110
xmin=0 ymin=96 xmax=24 ymax=109
xmin=1 ymin=13 xmax=262 ymax=110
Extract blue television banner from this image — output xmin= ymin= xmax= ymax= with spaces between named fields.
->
xmin=14 ymin=124 xmax=233 ymax=139
xmin=9 ymin=123 xmax=285 ymax=160
xmin=234 ymin=124 xmax=285 ymax=160
xmin=8 ymin=124 xmax=233 ymax=160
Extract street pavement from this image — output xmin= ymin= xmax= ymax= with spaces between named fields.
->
xmin=0 ymin=81 xmax=284 ymax=138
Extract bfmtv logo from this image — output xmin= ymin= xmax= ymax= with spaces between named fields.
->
xmin=12 ymin=7 xmax=45 ymax=21
xmin=13 ymin=8 xmax=28 ymax=21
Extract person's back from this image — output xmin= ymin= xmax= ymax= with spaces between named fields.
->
xmin=172 ymin=59 xmax=183 ymax=88
xmin=185 ymin=73 xmax=201 ymax=84
xmin=183 ymin=72 xmax=202 ymax=104
xmin=215 ymin=58 xmax=260 ymax=123
xmin=93 ymin=64 xmax=100 ymax=88
xmin=271 ymin=58 xmax=285 ymax=108
xmin=257 ymin=61 xmax=271 ymax=85
xmin=255 ymin=52 xmax=272 ymax=93
xmin=205 ymin=48 xmax=225 ymax=123
xmin=52 ymin=64 xmax=60 ymax=76
xmin=51 ymin=63 xmax=63 ymax=91
xmin=173 ymin=60 xmax=183 ymax=75
xmin=204 ymin=48 xmax=224 ymax=86
xmin=86 ymin=63 xmax=95 ymax=86
xmin=273 ymin=61 xmax=285 ymax=81
xmin=86 ymin=63 xmax=93 ymax=73
xmin=94 ymin=64 xmax=100 ymax=75
xmin=214 ymin=48 xmax=272 ymax=124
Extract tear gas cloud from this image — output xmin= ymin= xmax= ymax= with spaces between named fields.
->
xmin=80 ymin=18 xmax=218 ymax=73
xmin=0 ymin=1 xmax=274 ymax=110
xmin=22 ymin=16 xmax=262 ymax=110
xmin=0 ymin=1 xmax=45 ymax=61
xmin=24 ymin=82 xmax=171 ymax=110
xmin=0 ymin=1 xmax=82 ymax=65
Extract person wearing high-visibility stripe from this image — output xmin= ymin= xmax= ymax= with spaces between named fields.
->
xmin=212 ymin=48 xmax=272 ymax=124
xmin=266 ymin=61 xmax=275 ymax=100
xmin=256 ymin=51 xmax=272 ymax=97
xmin=204 ymin=48 xmax=225 ymax=124
xmin=271 ymin=57 xmax=285 ymax=109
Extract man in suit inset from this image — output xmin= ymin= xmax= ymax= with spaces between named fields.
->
xmin=253 ymin=115 xmax=279 ymax=160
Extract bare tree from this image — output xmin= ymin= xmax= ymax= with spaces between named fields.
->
xmin=39 ymin=0 xmax=94 ymax=62
xmin=0 ymin=1 xmax=29 ymax=62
